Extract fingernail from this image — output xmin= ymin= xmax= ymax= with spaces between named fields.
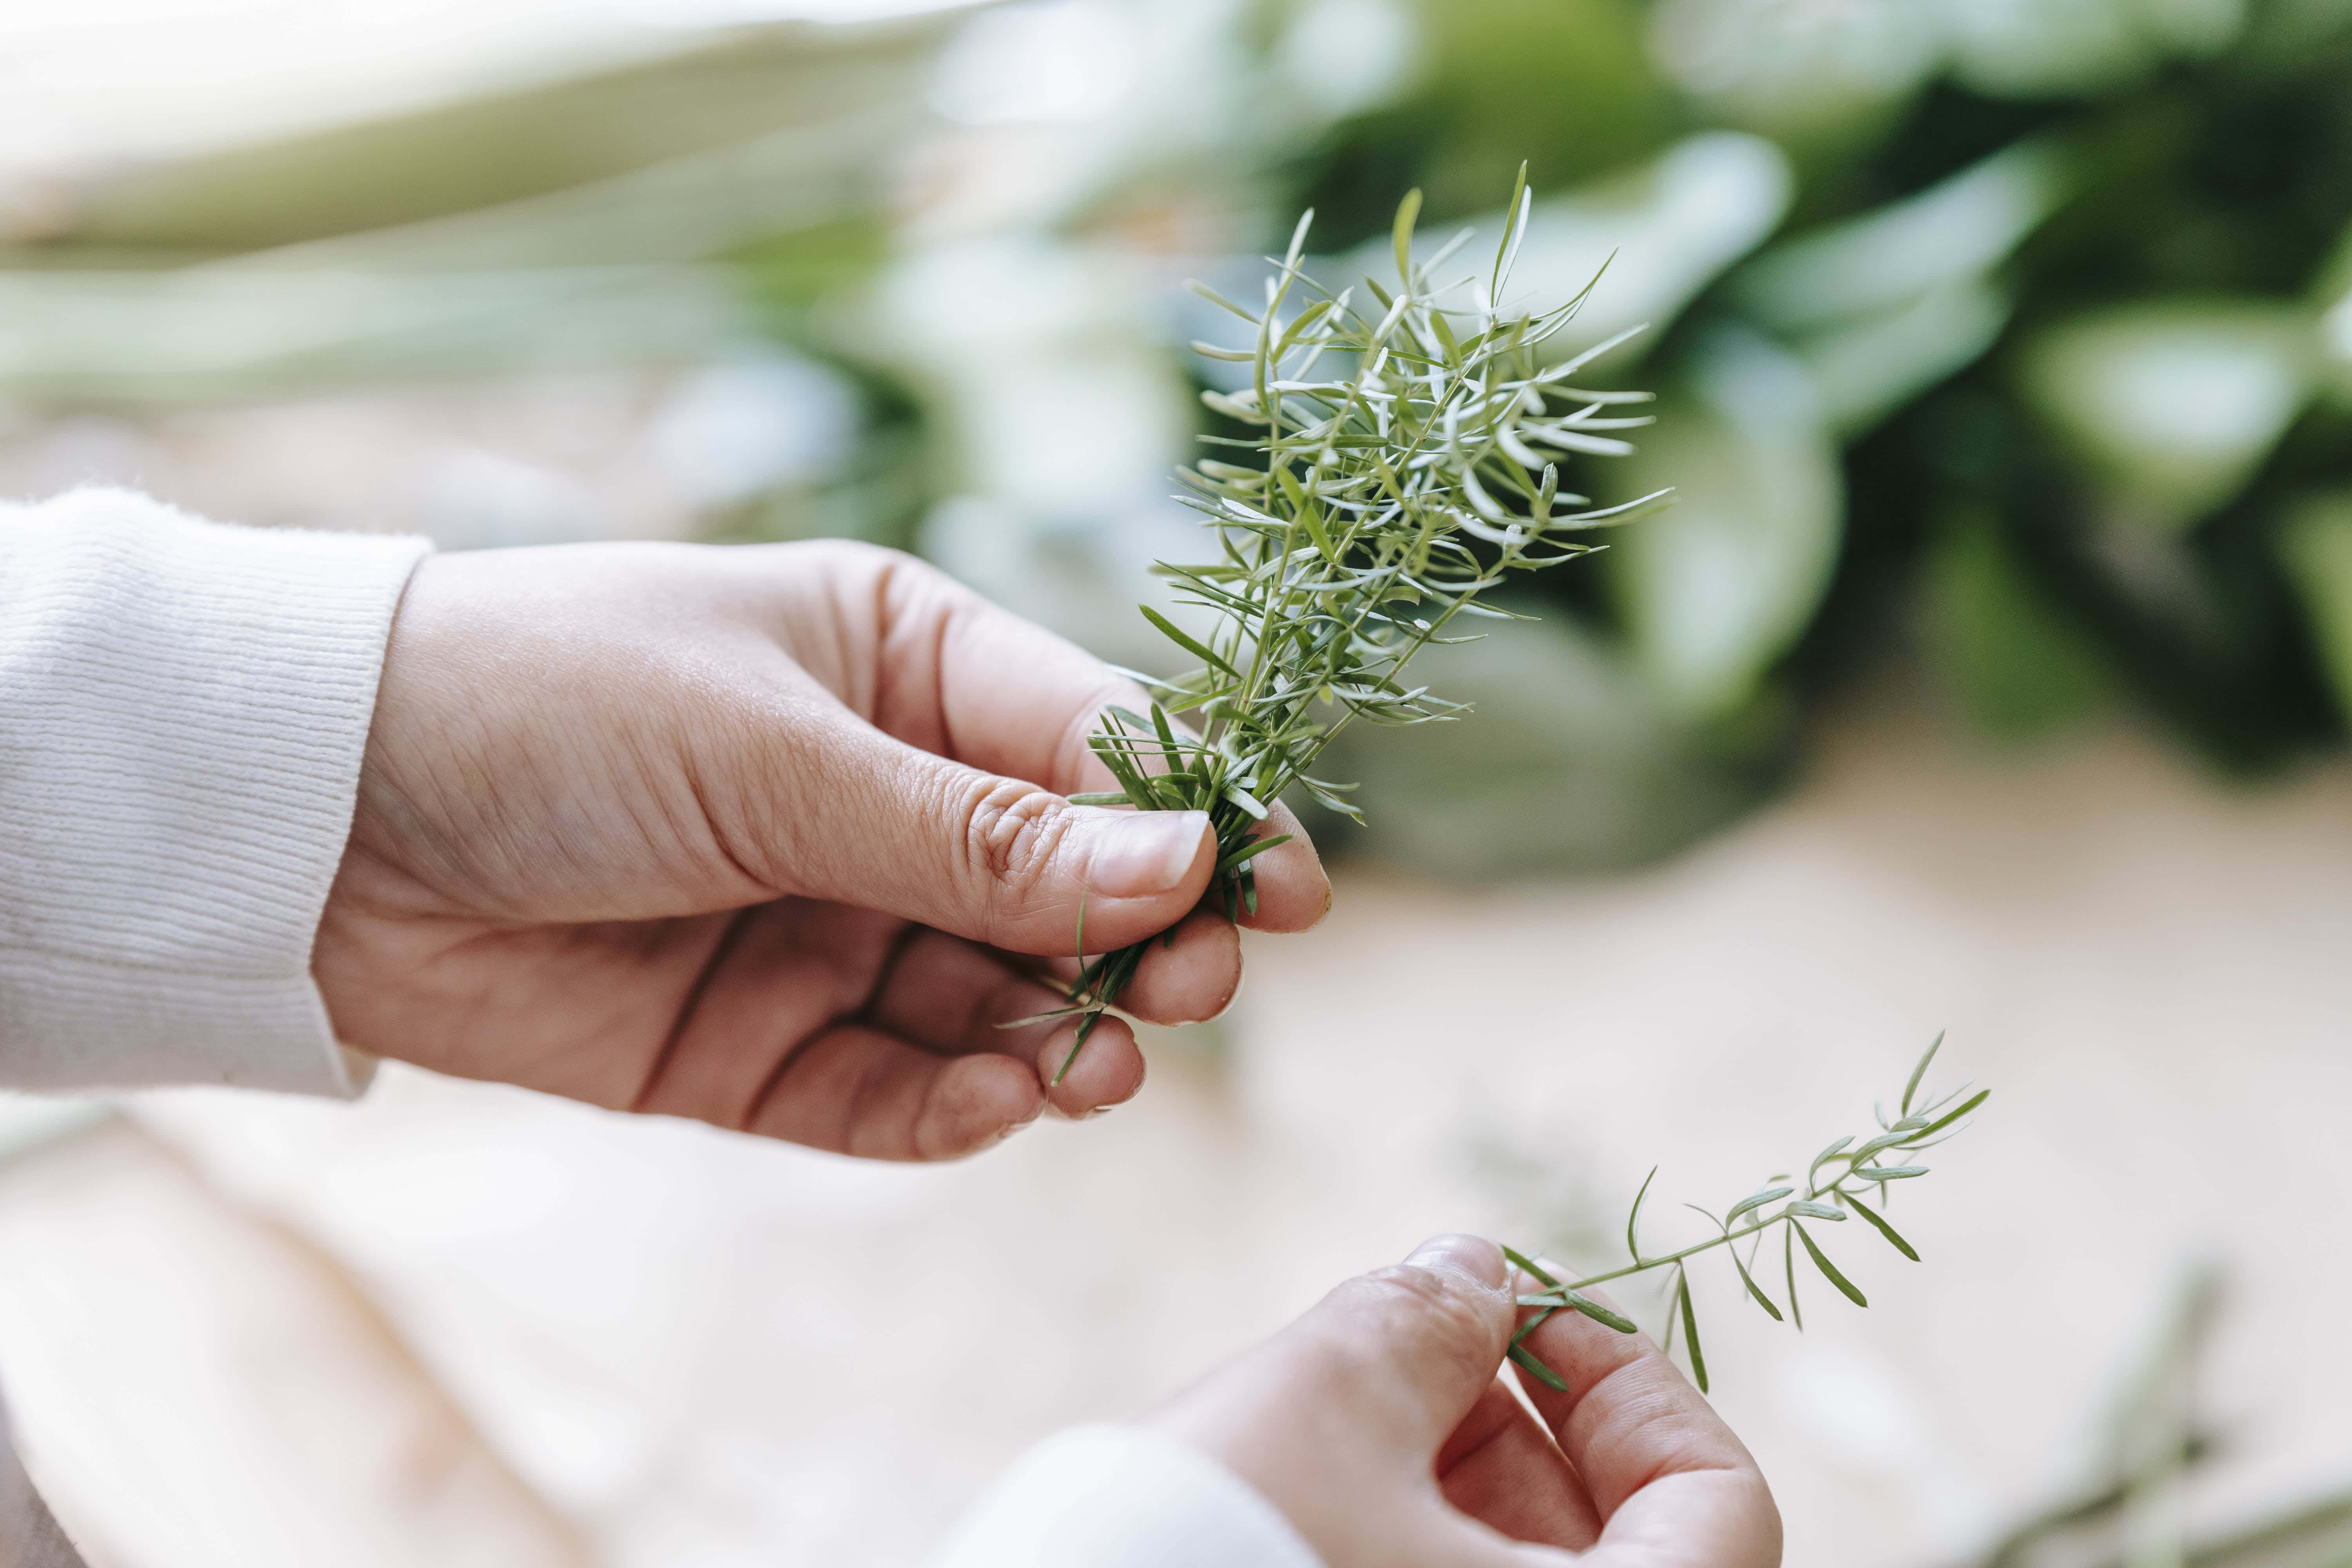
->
xmin=1405 ymin=1233 xmax=1505 ymax=1288
xmin=1087 ymin=810 xmax=1209 ymax=898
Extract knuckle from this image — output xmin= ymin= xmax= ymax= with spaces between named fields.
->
xmin=1329 ymin=1263 xmax=1504 ymax=1374
xmin=955 ymin=775 xmax=1072 ymax=896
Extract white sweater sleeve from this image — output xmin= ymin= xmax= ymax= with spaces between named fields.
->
xmin=0 ymin=488 xmax=431 ymax=1096
xmin=928 ymin=1426 xmax=1323 ymax=1568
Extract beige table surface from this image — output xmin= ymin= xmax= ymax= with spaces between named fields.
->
xmin=2 ymin=691 xmax=2347 ymax=1568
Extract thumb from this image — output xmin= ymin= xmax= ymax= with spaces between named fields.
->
xmin=776 ymin=709 xmax=1216 ymax=955
xmin=1291 ymin=1234 xmax=1517 ymax=1457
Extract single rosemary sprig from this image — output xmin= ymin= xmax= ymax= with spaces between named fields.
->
xmin=1502 ymin=1033 xmax=1989 ymax=1395
xmin=1022 ymin=169 xmax=1669 ymax=1081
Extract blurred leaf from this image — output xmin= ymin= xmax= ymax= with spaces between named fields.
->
xmin=2166 ymin=1493 xmax=2352 ymax=1568
xmin=2018 ymin=298 xmax=2318 ymax=530
xmin=1931 ymin=0 xmax=2247 ymax=99
xmin=2278 ymin=490 xmax=2352 ymax=728
xmin=1650 ymin=0 xmax=1941 ymax=148
xmin=1397 ymin=0 xmax=1672 ymax=213
xmin=0 ymin=267 xmax=744 ymax=403
xmin=1608 ymin=328 xmax=1844 ymax=719
xmin=1923 ymin=510 xmax=2113 ymax=743
xmin=1797 ymin=278 xmax=2014 ymax=437
xmin=2315 ymin=226 xmax=2352 ymax=408
xmin=1319 ymin=602 xmax=1782 ymax=877
xmin=1736 ymin=138 xmax=2076 ymax=334
xmin=1343 ymin=132 xmax=1792 ymax=368
xmin=12 ymin=19 xmax=956 ymax=261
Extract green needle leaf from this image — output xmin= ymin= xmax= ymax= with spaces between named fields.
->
xmin=1217 ymin=832 xmax=1294 ymax=872
xmin=1727 ymin=1186 xmax=1795 ymax=1224
xmin=1917 ymin=1089 xmax=1991 ymax=1140
xmin=1502 ymin=1245 xmax=1562 ymax=1289
xmin=1901 ymin=1031 xmax=1945 ymax=1117
xmin=1557 ymin=1290 xmax=1639 ymax=1335
xmin=1627 ymin=1165 xmax=1659 ymax=1265
xmin=1676 ymin=1269 xmax=1709 ymax=1394
xmin=1844 ymin=1192 xmax=1921 ymax=1261
xmin=1136 ymin=606 xmax=1240 ymax=679
xmin=1392 ymin=187 xmax=1424 ymax=285
xmin=1795 ymin=1222 xmax=1869 ymax=1309
xmin=1785 ymin=1223 xmax=1803 ymax=1332
xmin=1508 ymin=1343 xmax=1569 ymax=1393
xmin=1729 ymin=1245 xmax=1785 ymax=1321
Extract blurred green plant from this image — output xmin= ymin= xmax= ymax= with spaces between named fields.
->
xmin=1953 ymin=1261 xmax=2352 ymax=1568
xmin=1269 ymin=0 xmax=2352 ymax=871
xmin=14 ymin=0 xmax=2352 ymax=872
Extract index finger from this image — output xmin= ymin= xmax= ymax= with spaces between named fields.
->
xmin=1508 ymin=1301 xmax=1780 ymax=1568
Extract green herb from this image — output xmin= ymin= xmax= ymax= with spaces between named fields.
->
xmin=1027 ymin=169 xmax=1668 ymax=1081
xmin=1504 ymin=1033 xmax=1987 ymax=1394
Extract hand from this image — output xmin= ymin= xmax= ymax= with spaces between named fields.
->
xmin=1147 ymin=1235 xmax=1781 ymax=1567
xmin=316 ymin=541 xmax=1328 ymax=1158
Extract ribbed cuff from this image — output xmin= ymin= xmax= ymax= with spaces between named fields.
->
xmin=0 ymin=488 xmax=431 ymax=1095
xmin=928 ymin=1425 xmax=1323 ymax=1568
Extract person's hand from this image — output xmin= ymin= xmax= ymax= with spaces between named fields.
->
xmin=316 ymin=541 xmax=1328 ymax=1158
xmin=1147 ymin=1235 xmax=1781 ymax=1567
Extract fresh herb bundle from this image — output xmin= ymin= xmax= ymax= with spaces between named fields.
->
xmin=1032 ymin=171 xmax=1668 ymax=1080
xmin=1504 ymin=1033 xmax=1989 ymax=1394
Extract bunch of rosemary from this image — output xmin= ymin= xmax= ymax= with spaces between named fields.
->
xmin=1037 ymin=170 xmax=1667 ymax=1080
xmin=1506 ymin=1033 xmax=1990 ymax=1393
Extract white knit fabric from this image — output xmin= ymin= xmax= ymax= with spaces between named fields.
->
xmin=930 ymin=1425 xmax=1323 ymax=1568
xmin=0 ymin=488 xmax=430 ymax=1095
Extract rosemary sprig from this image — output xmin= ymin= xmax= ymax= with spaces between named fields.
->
xmin=1502 ymin=1033 xmax=1989 ymax=1395
xmin=1028 ymin=170 xmax=1669 ymax=1080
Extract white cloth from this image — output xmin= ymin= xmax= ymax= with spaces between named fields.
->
xmin=0 ymin=490 xmax=1321 ymax=1568
xmin=931 ymin=1425 xmax=1322 ymax=1568
xmin=0 ymin=488 xmax=429 ymax=1094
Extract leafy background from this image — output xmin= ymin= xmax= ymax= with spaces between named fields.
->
xmin=4 ymin=4 xmax=2352 ymax=1566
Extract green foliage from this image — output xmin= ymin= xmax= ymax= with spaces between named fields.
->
xmin=1923 ymin=509 xmax=2112 ymax=742
xmin=1287 ymin=0 xmax=2352 ymax=848
xmin=1024 ymin=175 xmax=1666 ymax=1078
xmin=1505 ymin=1034 xmax=1987 ymax=1396
xmin=2280 ymin=490 xmax=2352 ymax=720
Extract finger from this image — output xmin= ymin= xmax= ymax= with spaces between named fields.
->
xmin=625 ymin=902 xmax=1092 ymax=1148
xmin=1118 ymin=908 xmax=1241 ymax=1024
xmin=792 ymin=546 xmax=1330 ymax=938
xmin=864 ymin=929 xmax=1146 ymax=1115
xmin=1437 ymin=1379 xmax=1602 ymax=1552
xmin=1152 ymin=1234 xmax=1572 ymax=1568
xmin=1280 ymin=1234 xmax=1517 ymax=1458
xmin=1230 ymin=802 xmax=1330 ymax=933
xmin=753 ymin=699 xmax=1220 ymax=955
xmin=630 ymin=900 xmax=905 ymax=1127
xmin=1510 ymin=1299 xmax=1780 ymax=1568
xmin=1013 ymin=906 xmax=1241 ymax=1027
xmin=744 ymin=1021 xmax=1046 ymax=1161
